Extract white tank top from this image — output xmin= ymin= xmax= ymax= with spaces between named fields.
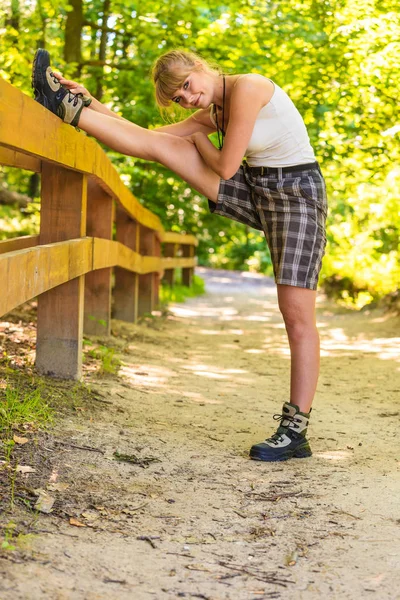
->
xmin=210 ymin=78 xmax=316 ymax=168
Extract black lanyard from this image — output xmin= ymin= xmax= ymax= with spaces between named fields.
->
xmin=214 ymin=75 xmax=225 ymax=150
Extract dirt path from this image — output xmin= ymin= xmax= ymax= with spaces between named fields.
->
xmin=1 ymin=268 xmax=400 ymax=600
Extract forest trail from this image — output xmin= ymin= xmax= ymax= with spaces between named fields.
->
xmin=1 ymin=267 xmax=400 ymax=600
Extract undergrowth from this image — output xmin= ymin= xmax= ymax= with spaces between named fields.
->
xmin=160 ymin=273 xmax=205 ymax=305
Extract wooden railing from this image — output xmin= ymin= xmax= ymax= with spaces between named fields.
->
xmin=0 ymin=78 xmax=197 ymax=380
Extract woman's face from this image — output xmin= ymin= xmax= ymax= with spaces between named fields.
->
xmin=171 ymin=69 xmax=213 ymax=109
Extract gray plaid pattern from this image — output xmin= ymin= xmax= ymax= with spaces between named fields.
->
xmin=209 ymin=163 xmax=328 ymax=290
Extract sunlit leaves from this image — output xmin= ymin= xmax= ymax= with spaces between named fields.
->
xmin=0 ymin=0 xmax=399 ymax=304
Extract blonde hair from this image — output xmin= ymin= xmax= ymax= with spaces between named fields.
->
xmin=152 ymin=49 xmax=220 ymax=107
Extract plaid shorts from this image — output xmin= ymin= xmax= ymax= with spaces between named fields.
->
xmin=208 ymin=162 xmax=328 ymax=290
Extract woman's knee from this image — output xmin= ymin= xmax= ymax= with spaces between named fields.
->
xmin=277 ymin=286 xmax=317 ymax=334
xmin=284 ymin=319 xmax=318 ymax=343
xmin=279 ymin=305 xmax=317 ymax=340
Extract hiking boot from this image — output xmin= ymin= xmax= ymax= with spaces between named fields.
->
xmin=249 ymin=402 xmax=312 ymax=462
xmin=32 ymin=48 xmax=90 ymax=127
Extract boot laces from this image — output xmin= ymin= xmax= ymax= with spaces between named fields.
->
xmin=49 ymin=71 xmax=60 ymax=86
xmin=50 ymin=71 xmax=80 ymax=107
xmin=265 ymin=413 xmax=298 ymax=446
xmin=67 ymin=92 xmax=80 ymax=107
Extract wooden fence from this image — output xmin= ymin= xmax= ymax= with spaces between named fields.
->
xmin=0 ymin=78 xmax=197 ymax=380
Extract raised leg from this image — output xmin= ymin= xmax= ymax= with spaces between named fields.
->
xmin=276 ymin=284 xmax=320 ymax=413
xmin=78 ymin=108 xmax=221 ymax=201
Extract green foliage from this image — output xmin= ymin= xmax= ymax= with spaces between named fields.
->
xmin=321 ymin=169 xmax=400 ymax=307
xmin=85 ymin=344 xmax=121 ymax=375
xmin=0 ymin=202 xmax=40 ymax=239
xmin=0 ymin=382 xmax=53 ymax=438
xmin=1 ymin=521 xmax=17 ymax=552
xmin=0 ymin=0 xmax=399 ymax=306
xmin=0 ymin=521 xmax=35 ymax=552
xmin=160 ymin=273 xmax=205 ymax=304
xmin=0 ymin=379 xmax=53 ymax=506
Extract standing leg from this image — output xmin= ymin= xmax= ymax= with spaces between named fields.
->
xmin=249 ymin=284 xmax=318 ymax=462
xmin=78 ymin=109 xmax=221 ymax=201
xmin=276 ymin=285 xmax=320 ymax=414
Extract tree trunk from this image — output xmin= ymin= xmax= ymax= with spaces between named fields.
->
xmin=94 ymin=0 xmax=111 ymax=101
xmin=6 ymin=0 xmax=20 ymax=30
xmin=64 ymin=0 xmax=83 ymax=76
xmin=36 ymin=0 xmax=47 ymax=49
xmin=28 ymin=173 xmax=40 ymax=199
xmin=0 ymin=186 xmax=31 ymax=208
xmin=5 ymin=0 xmax=20 ymax=83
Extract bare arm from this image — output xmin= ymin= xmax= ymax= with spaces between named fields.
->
xmin=155 ymin=109 xmax=216 ymax=137
xmin=52 ymin=72 xmax=126 ymax=121
xmin=190 ymin=75 xmax=274 ymax=179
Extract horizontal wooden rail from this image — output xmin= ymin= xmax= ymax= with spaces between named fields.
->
xmin=0 ymin=234 xmax=40 ymax=254
xmin=161 ymin=232 xmax=198 ymax=246
xmin=0 ymin=77 xmax=198 ymax=379
xmin=0 ymin=238 xmax=196 ymax=317
xmin=0 ymin=147 xmax=41 ymax=172
xmin=0 ymin=78 xmax=162 ymax=234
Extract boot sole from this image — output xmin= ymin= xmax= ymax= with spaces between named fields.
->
xmin=249 ymin=445 xmax=312 ymax=462
xmin=32 ymin=49 xmax=51 ymax=108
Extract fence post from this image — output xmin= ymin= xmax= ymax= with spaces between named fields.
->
xmin=138 ymin=226 xmax=155 ymax=317
xmin=163 ymin=243 xmax=176 ymax=286
xmin=182 ymin=244 xmax=194 ymax=287
xmin=113 ymin=207 xmax=139 ymax=322
xmin=36 ymin=164 xmax=87 ymax=379
xmin=84 ymin=180 xmax=114 ymax=336
xmin=153 ymin=234 xmax=161 ymax=309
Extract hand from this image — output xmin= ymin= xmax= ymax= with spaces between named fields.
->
xmin=52 ymin=71 xmax=92 ymax=99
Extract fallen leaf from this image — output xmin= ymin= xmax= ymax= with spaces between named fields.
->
xmin=13 ymin=435 xmax=29 ymax=445
xmin=17 ymin=465 xmax=36 ymax=473
xmin=81 ymin=510 xmax=99 ymax=521
xmin=0 ymin=461 xmax=36 ymax=473
xmin=35 ymin=492 xmax=55 ymax=514
xmin=69 ymin=518 xmax=86 ymax=527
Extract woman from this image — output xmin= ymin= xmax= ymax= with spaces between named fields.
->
xmin=32 ymin=48 xmax=327 ymax=462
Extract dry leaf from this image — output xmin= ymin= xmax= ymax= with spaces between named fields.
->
xmin=81 ymin=511 xmax=99 ymax=521
xmin=13 ymin=435 xmax=29 ymax=445
xmin=69 ymin=518 xmax=86 ymax=527
xmin=34 ymin=491 xmax=55 ymax=514
xmin=0 ymin=461 xmax=35 ymax=473
xmin=17 ymin=465 xmax=36 ymax=473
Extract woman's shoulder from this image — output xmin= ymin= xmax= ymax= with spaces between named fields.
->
xmin=233 ymin=73 xmax=274 ymax=85
xmin=231 ymin=74 xmax=275 ymax=104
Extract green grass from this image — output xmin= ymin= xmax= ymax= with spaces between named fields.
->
xmin=0 ymin=380 xmax=54 ymax=510
xmin=0 ymin=382 xmax=54 ymax=440
xmin=1 ymin=520 xmax=36 ymax=553
xmin=160 ymin=274 xmax=205 ymax=305
xmin=85 ymin=345 xmax=121 ymax=375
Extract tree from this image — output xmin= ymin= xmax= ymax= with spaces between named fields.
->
xmin=0 ymin=0 xmax=398 ymax=305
